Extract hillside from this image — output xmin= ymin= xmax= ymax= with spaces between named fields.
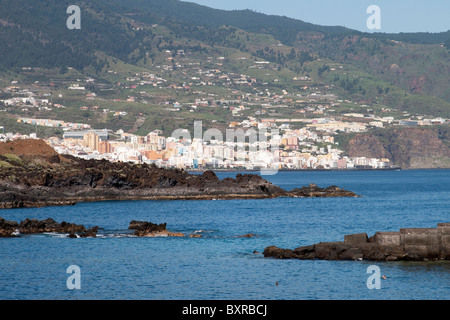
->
xmin=0 ymin=139 xmax=60 ymax=158
xmin=0 ymin=0 xmax=449 ymax=166
xmin=1 ymin=1 xmax=449 ymax=100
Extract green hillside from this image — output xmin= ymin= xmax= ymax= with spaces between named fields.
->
xmin=1 ymin=0 xmax=449 ymax=136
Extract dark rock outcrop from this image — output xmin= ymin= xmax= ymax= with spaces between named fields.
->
xmin=0 ymin=139 xmax=359 ymax=209
xmin=128 ymin=220 xmax=184 ymax=237
xmin=264 ymin=223 xmax=450 ymax=261
xmin=0 ymin=217 xmax=98 ymax=238
xmin=77 ymin=226 xmax=100 ymax=238
xmin=0 ymin=217 xmax=19 ymax=237
xmin=288 ymin=184 xmax=358 ymax=198
xmin=18 ymin=218 xmax=86 ymax=234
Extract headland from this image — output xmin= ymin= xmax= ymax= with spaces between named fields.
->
xmin=0 ymin=139 xmax=359 ymax=209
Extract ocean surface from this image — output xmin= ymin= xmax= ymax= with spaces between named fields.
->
xmin=0 ymin=169 xmax=449 ymax=300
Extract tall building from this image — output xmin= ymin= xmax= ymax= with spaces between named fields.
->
xmin=98 ymin=141 xmax=113 ymax=154
xmin=84 ymin=132 xmax=100 ymax=151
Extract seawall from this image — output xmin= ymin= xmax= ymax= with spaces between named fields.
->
xmin=264 ymin=223 xmax=450 ymax=261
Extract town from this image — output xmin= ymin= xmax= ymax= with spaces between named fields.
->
xmin=1 ymin=46 xmax=448 ymax=172
xmin=0 ymin=113 xmax=418 ymax=171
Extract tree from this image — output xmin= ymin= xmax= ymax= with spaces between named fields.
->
xmin=317 ymin=64 xmax=330 ymax=77
xmin=59 ymin=66 xmax=68 ymax=74
xmin=298 ymin=51 xmax=313 ymax=66
xmin=287 ymin=48 xmax=296 ymax=60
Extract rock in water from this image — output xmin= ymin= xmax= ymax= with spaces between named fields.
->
xmin=128 ymin=220 xmax=184 ymax=237
xmin=0 ymin=217 xmax=19 ymax=237
xmin=0 ymin=217 xmax=97 ymax=238
xmin=263 ymin=223 xmax=450 ymax=261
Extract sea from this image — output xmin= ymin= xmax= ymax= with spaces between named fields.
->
xmin=0 ymin=169 xmax=449 ymax=300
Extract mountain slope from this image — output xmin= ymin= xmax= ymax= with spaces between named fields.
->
xmin=1 ymin=0 xmax=449 ymax=118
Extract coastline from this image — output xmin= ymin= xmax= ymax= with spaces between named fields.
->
xmin=0 ymin=139 xmax=361 ymax=210
xmin=264 ymin=223 xmax=450 ymax=262
xmin=2 ymin=168 xmax=449 ymax=300
xmin=189 ymin=167 xmax=450 ymax=173
xmin=0 ymin=184 xmax=360 ymax=209
xmin=188 ymin=167 xmax=402 ymax=173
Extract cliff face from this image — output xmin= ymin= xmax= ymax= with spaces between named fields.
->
xmin=346 ymin=127 xmax=450 ymax=169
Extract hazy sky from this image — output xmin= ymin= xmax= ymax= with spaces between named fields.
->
xmin=182 ymin=0 xmax=450 ymax=33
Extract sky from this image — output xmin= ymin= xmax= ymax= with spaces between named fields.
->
xmin=182 ymin=0 xmax=450 ymax=34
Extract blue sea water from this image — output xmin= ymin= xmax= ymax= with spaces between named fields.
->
xmin=0 ymin=169 xmax=449 ymax=300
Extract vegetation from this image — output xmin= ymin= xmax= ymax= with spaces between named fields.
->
xmin=1 ymin=0 xmax=449 ymax=135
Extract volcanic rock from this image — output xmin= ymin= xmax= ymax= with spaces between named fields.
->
xmin=0 ymin=139 xmax=360 ymax=209
xmin=263 ymin=223 xmax=450 ymax=261
xmin=0 ymin=217 xmax=19 ymax=237
xmin=18 ymin=218 xmax=86 ymax=234
xmin=288 ymin=184 xmax=358 ymax=198
xmin=78 ymin=226 xmax=100 ymax=238
xmin=0 ymin=217 xmax=98 ymax=238
xmin=129 ymin=220 xmax=184 ymax=237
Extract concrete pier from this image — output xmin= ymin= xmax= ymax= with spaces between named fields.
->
xmin=367 ymin=223 xmax=450 ymax=260
xmin=264 ymin=223 xmax=450 ymax=261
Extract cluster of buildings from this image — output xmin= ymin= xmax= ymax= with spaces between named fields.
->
xmin=0 ymin=50 xmax=447 ymax=172
xmin=32 ymin=126 xmax=393 ymax=171
xmin=16 ymin=117 xmax=91 ymax=130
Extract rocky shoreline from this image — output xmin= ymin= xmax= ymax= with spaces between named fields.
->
xmin=263 ymin=223 xmax=450 ymax=261
xmin=0 ymin=180 xmax=359 ymax=209
xmin=0 ymin=217 xmax=100 ymax=238
xmin=0 ymin=139 xmax=359 ymax=209
xmin=4 ymin=216 xmax=449 ymax=263
xmin=0 ymin=218 xmax=246 ymax=239
xmin=0 ymin=217 xmax=189 ymax=238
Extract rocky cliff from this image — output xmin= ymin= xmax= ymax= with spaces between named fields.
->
xmin=345 ymin=127 xmax=450 ymax=169
xmin=0 ymin=139 xmax=359 ymax=208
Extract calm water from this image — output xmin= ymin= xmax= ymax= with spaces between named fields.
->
xmin=0 ymin=170 xmax=449 ymax=300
